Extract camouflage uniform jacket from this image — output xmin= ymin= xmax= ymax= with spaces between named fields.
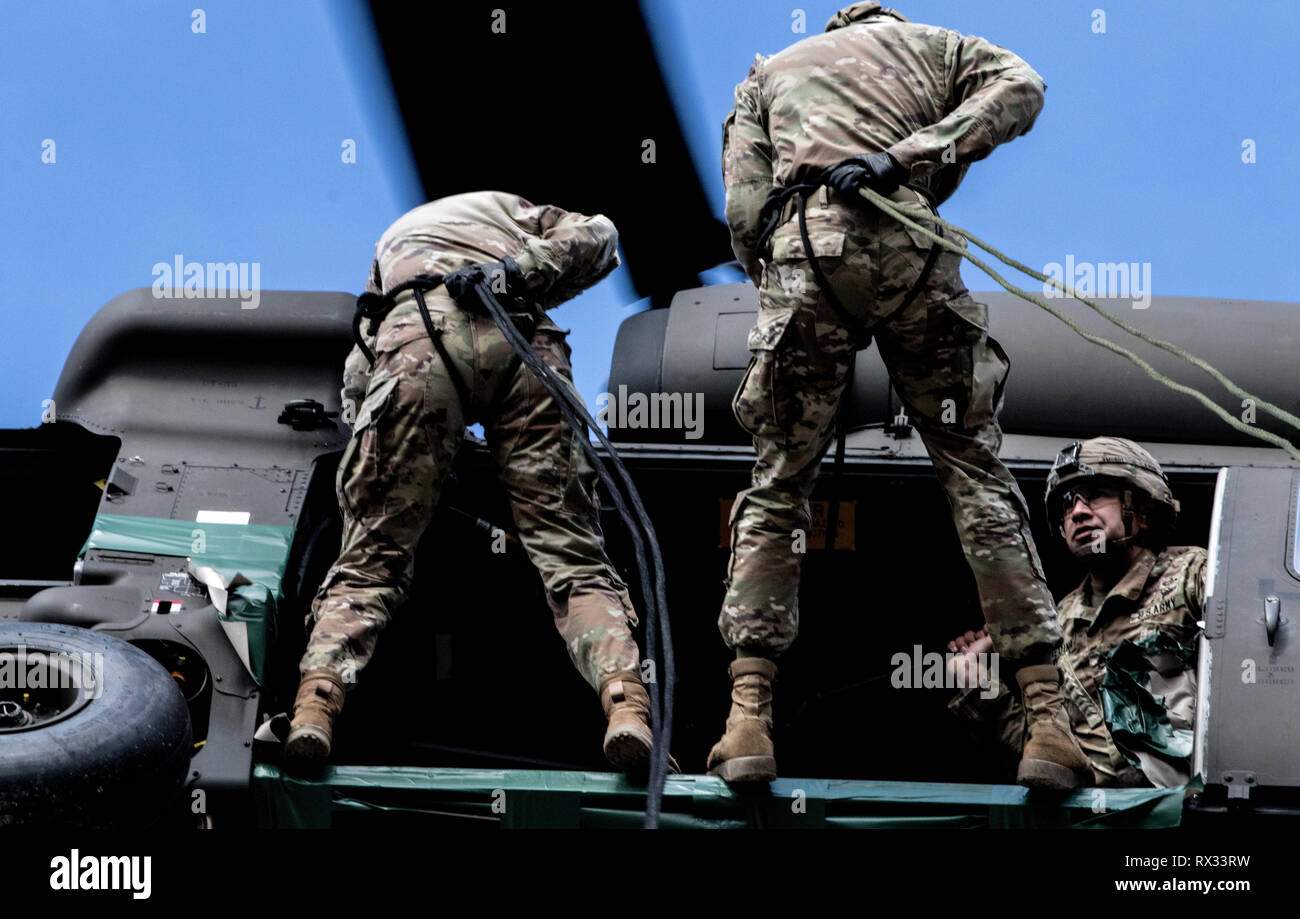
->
xmin=343 ymin=191 xmax=619 ymax=418
xmin=722 ymin=0 xmax=1047 ymax=282
xmin=951 ymin=546 xmax=1208 ymax=786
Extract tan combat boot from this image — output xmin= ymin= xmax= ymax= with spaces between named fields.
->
xmin=706 ymin=657 xmax=777 ymax=784
xmin=599 ymin=670 xmax=679 ymax=776
xmin=600 ymin=670 xmax=654 ymax=770
xmin=1015 ymin=664 xmax=1093 ymax=790
xmin=284 ymin=669 xmax=346 ymax=762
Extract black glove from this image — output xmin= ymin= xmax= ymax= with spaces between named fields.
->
xmin=822 ymin=152 xmax=907 ymax=199
xmin=443 ymin=256 xmax=526 ymax=311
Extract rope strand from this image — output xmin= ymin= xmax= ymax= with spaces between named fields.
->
xmin=855 ymin=187 xmax=1300 ymax=462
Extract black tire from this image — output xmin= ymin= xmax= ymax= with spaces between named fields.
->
xmin=0 ymin=622 xmax=192 ymax=828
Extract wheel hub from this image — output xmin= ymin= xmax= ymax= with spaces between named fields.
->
xmin=0 ymin=646 xmax=95 ymax=733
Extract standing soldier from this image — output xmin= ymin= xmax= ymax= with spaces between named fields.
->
xmin=711 ymin=1 xmax=1091 ymax=789
xmin=948 ymin=437 xmax=1205 ymax=787
xmin=285 ymin=191 xmax=664 ymax=775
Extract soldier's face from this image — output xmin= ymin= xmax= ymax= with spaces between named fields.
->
xmin=1059 ymin=483 xmax=1131 ymax=557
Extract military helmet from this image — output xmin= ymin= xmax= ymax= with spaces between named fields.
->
xmin=1045 ymin=436 xmax=1179 ymax=530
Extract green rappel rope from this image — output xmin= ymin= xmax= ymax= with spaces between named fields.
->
xmin=857 ymin=186 xmax=1300 ymax=463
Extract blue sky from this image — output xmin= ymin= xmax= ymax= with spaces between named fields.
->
xmin=2 ymin=0 xmax=1296 ymax=430
xmin=0 ymin=0 xmax=421 ymax=428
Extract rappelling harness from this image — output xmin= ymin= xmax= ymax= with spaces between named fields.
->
xmin=754 ymin=160 xmax=946 ymax=550
xmin=353 ymin=276 xmax=512 ymax=412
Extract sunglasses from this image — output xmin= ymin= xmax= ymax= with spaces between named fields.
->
xmin=1057 ymin=482 xmax=1121 ymax=512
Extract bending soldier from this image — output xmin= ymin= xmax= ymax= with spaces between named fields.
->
xmin=286 ymin=191 xmax=665 ymax=775
xmin=711 ymin=1 xmax=1091 ymax=789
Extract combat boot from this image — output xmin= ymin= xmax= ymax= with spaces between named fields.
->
xmin=706 ymin=657 xmax=777 ymax=784
xmin=600 ymin=670 xmax=654 ymax=769
xmin=284 ymin=669 xmax=346 ymax=762
xmin=598 ymin=670 xmax=679 ymax=776
xmin=1015 ymin=664 xmax=1093 ymax=790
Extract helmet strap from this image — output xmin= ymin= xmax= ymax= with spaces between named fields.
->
xmin=1107 ymin=488 xmax=1159 ymax=551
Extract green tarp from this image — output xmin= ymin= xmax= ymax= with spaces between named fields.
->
xmin=1100 ymin=633 xmax=1196 ymax=767
xmin=79 ymin=513 xmax=294 ymax=684
xmin=254 ymin=764 xmax=1188 ymax=829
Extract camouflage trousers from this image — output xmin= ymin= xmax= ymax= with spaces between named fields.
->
xmin=302 ymin=293 xmax=640 ymax=691
xmin=722 ymin=191 xmax=1062 ymax=665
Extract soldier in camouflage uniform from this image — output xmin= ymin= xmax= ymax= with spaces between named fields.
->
xmin=949 ymin=437 xmax=1206 ymax=787
xmin=710 ymin=1 xmax=1090 ymax=788
xmin=286 ymin=192 xmax=663 ymax=774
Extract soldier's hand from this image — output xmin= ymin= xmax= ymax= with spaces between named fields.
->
xmin=947 ymin=630 xmax=994 ymax=690
xmin=947 ymin=628 xmax=989 ymax=655
xmin=823 ymin=152 xmax=906 ymax=198
xmin=443 ymin=257 xmax=526 ymax=309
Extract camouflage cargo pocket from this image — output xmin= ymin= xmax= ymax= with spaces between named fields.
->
xmin=338 ymin=375 xmax=399 ymax=520
xmin=891 ymin=198 xmax=942 ymax=255
xmin=535 ymin=325 xmax=574 ymax=367
xmin=944 ymin=296 xmax=1010 ymax=430
xmin=874 ymin=199 xmax=941 ymax=311
xmin=967 ymin=335 xmax=1010 ymax=429
xmin=340 ymin=343 xmax=372 ymax=431
xmin=769 ymin=213 xmax=846 ymax=262
xmin=733 ymin=310 xmax=795 ymax=442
